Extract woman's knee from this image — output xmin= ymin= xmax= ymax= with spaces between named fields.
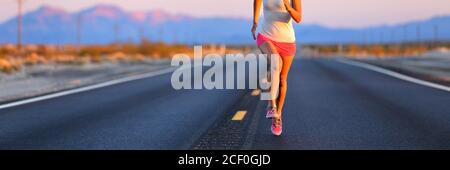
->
xmin=270 ymin=61 xmax=282 ymax=75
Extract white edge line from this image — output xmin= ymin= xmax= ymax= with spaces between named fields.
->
xmin=0 ymin=67 xmax=176 ymax=110
xmin=337 ymin=58 xmax=450 ymax=93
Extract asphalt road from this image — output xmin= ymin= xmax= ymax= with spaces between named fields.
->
xmin=0 ymin=58 xmax=449 ymax=149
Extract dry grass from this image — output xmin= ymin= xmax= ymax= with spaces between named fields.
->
xmin=0 ymin=56 xmax=21 ymax=74
xmin=24 ymin=53 xmax=48 ymax=65
xmin=0 ymin=41 xmax=252 ymax=74
xmin=304 ymin=42 xmax=450 ymax=58
xmin=0 ymin=42 xmax=188 ymax=74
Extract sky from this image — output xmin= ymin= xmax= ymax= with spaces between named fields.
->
xmin=0 ymin=0 xmax=450 ymax=28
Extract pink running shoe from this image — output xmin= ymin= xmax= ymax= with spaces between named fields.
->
xmin=271 ymin=116 xmax=282 ymax=136
xmin=266 ymin=107 xmax=278 ymax=119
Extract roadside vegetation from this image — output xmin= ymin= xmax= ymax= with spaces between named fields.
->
xmin=0 ymin=40 xmax=252 ymax=74
xmin=303 ymin=42 xmax=450 ymax=58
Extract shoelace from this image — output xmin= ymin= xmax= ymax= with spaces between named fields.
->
xmin=271 ymin=106 xmax=277 ymax=113
xmin=273 ymin=117 xmax=281 ymax=127
xmin=267 ymin=106 xmax=277 ymax=115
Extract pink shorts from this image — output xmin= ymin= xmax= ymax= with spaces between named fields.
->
xmin=256 ymin=33 xmax=296 ymax=58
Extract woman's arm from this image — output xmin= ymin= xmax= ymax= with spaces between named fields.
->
xmin=252 ymin=0 xmax=263 ymax=40
xmin=283 ymin=0 xmax=302 ymax=23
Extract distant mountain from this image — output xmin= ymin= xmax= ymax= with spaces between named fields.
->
xmin=300 ymin=15 xmax=450 ymax=44
xmin=0 ymin=4 xmax=449 ymax=45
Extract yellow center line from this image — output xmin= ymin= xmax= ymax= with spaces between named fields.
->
xmin=232 ymin=110 xmax=247 ymax=121
xmin=251 ymin=89 xmax=261 ymax=96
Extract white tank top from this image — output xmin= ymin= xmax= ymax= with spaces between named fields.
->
xmin=260 ymin=0 xmax=296 ymax=43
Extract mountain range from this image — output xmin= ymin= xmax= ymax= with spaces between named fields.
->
xmin=0 ymin=4 xmax=449 ymax=45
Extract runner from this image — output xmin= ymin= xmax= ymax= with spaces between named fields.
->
xmin=252 ymin=0 xmax=302 ymax=136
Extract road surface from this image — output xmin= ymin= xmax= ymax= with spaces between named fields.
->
xmin=0 ymin=58 xmax=449 ymax=149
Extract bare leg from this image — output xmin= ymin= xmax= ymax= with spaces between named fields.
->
xmin=276 ymin=56 xmax=294 ymax=116
xmin=258 ymin=41 xmax=281 ymax=108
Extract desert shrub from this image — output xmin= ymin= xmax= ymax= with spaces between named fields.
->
xmin=347 ymin=44 xmax=362 ymax=56
xmin=107 ymin=52 xmax=127 ymax=63
xmin=368 ymin=45 xmax=385 ymax=57
xmin=24 ymin=53 xmax=47 ymax=65
xmin=0 ymin=58 xmax=21 ymax=74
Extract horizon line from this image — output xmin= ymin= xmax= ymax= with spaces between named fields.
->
xmin=1 ymin=3 xmax=449 ymax=30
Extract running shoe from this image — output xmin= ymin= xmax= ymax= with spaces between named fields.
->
xmin=266 ymin=107 xmax=278 ymax=119
xmin=271 ymin=116 xmax=282 ymax=136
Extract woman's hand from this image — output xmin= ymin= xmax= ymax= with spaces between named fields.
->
xmin=253 ymin=0 xmax=262 ymax=40
xmin=251 ymin=23 xmax=258 ymax=40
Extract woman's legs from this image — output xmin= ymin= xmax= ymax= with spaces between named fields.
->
xmin=258 ymin=41 xmax=282 ymax=108
xmin=276 ymin=56 xmax=294 ymax=116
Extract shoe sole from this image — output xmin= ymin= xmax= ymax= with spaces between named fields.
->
xmin=271 ymin=128 xmax=282 ymax=136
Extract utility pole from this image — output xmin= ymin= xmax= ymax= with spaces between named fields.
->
xmin=362 ymin=32 xmax=366 ymax=45
xmin=380 ymin=31 xmax=384 ymax=44
xmin=159 ymin=26 xmax=164 ymax=42
xmin=76 ymin=14 xmax=82 ymax=48
xmin=433 ymin=24 xmax=439 ymax=43
xmin=114 ymin=23 xmax=120 ymax=44
xmin=173 ymin=31 xmax=178 ymax=44
xmin=402 ymin=26 xmax=407 ymax=43
xmin=184 ymin=31 xmax=190 ymax=44
xmin=390 ymin=29 xmax=395 ymax=44
xmin=401 ymin=26 xmax=407 ymax=55
xmin=17 ymin=0 xmax=24 ymax=51
xmin=416 ymin=25 xmax=421 ymax=44
xmin=139 ymin=26 xmax=145 ymax=43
